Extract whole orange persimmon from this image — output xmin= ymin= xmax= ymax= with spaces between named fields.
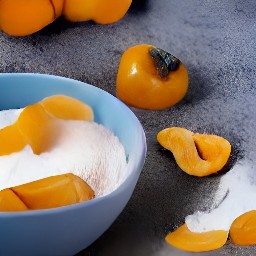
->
xmin=0 ymin=0 xmax=132 ymax=36
xmin=116 ymin=44 xmax=189 ymax=110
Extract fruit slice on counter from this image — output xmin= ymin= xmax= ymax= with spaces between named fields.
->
xmin=116 ymin=44 xmax=189 ymax=110
xmin=166 ymin=224 xmax=228 ymax=252
xmin=63 ymin=0 xmax=132 ymax=24
xmin=157 ymin=127 xmax=231 ymax=176
xmin=0 ymin=95 xmax=93 ymax=156
xmin=230 ymin=210 xmax=256 ymax=246
xmin=0 ymin=173 xmax=94 ymax=211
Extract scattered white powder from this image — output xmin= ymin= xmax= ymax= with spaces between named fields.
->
xmin=186 ymin=159 xmax=256 ymax=232
xmin=0 ymin=109 xmax=128 ymax=197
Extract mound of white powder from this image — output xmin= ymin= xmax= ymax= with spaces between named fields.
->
xmin=0 ymin=109 xmax=128 ymax=197
xmin=186 ymin=159 xmax=256 ymax=232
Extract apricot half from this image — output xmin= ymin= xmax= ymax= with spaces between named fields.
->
xmin=166 ymin=224 xmax=228 ymax=252
xmin=116 ymin=44 xmax=189 ymax=110
xmin=157 ymin=127 xmax=231 ymax=176
xmin=230 ymin=210 xmax=256 ymax=246
xmin=0 ymin=173 xmax=94 ymax=211
xmin=0 ymin=95 xmax=93 ymax=156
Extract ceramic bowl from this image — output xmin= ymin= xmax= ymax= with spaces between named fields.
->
xmin=0 ymin=73 xmax=146 ymax=256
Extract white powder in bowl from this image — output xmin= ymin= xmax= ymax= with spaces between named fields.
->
xmin=0 ymin=109 xmax=128 ymax=197
xmin=186 ymin=159 xmax=256 ymax=232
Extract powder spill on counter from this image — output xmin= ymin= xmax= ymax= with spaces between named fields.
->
xmin=0 ymin=109 xmax=128 ymax=197
xmin=186 ymin=159 xmax=256 ymax=232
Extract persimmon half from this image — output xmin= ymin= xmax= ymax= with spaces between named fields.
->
xmin=116 ymin=44 xmax=189 ymax=110
xmin=166 ymin=224 xmax=228 ymax=252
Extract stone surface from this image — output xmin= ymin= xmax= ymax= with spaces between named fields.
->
xmin=0 ymin=0 xmax=256 ymax=255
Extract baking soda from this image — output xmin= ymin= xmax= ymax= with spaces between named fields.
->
xmin=0 ymin=109 xmax=128 ymax=197
xmin=186 ymin=159 xmax=256 ymax=232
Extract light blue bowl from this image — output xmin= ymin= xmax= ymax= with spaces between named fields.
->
xmin=0 ymin=73 xmax=146 ymax=256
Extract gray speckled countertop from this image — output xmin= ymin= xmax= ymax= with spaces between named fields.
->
xmin=1 ymin=0 xmax=256 ymax=255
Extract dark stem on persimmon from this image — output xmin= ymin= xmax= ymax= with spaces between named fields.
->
xmin=149 ymin=47 xmax=180 ymax=79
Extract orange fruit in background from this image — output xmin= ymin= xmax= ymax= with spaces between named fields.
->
xmin=116 ymin=44 xmax=189 ymax=110
xmin=0 ymin=0 xmax=131 ymax=36
xmin=0 ymin=0 xmax=63 ymax=36
xmin=166 ymin=224 xmax=228 ymax=252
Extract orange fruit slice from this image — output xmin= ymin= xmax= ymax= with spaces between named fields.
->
xmin=40 ymin=95 xmax=93 ymax=121
xmin=157 ymin=127 xmax=231 ymax=176
xmin=0 ymin=95 xmax=94 ymax=156
xmin=166 ymin=224 xmax=228 ymax=252
xmin=0 ymin=173 xmax=94 ymax=211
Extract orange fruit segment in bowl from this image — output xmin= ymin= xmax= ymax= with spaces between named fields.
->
xmin=0 ymin=125 xmax=26 ymax=156
xmin=0 ymin=189 xmax=28 ymax=212
xmin=0 ymin=173 xmax=94 ymax=211
xmin=157 ymin=127 xmax=231 ymax=176
xmin=0 ymin=95 xmax=93 ymax=156
xmin=40 ymin=95 xmax=94 ymax=121
xmin=230 ymin=210 xmax=256 ymax=246
xmin=166 ymin=224 xmax=228 ymax=252
xmin=17 ymin=103 xmax=56 ymax=155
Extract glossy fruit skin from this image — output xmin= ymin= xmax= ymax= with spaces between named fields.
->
xmin=230 ymin=210 xmax=256 ymax=246
xmin=116 ymin=44 xmax=189 ymax=110
xmin=0 ymin=0 xmax=131 ymax=36
xmin=166 ymin=224 xmax=228 ymax=252
xmin=0 ymin=0 xmax=64 ymax=36
xmin=63 ymin=0 xmax=132 ymax=24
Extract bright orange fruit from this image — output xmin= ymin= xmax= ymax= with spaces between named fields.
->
xmin=12 ymin=173 xmax=94 ymax=210
xmin=157 ymin=127 xmax=231 ymax=176
xmin=0 ymin=189 xmax=28 ymax=211
xmin=63 ymin=0 xmax=132 ymax=24
xmin=230 ymin=210 xmax=256 ymax=246
xmin=0 ymin=125 xmax=26 ymax=156
xmin=40 ymin=95 xmax=93 ymax=121
xmin=0 ymin=174 xmax=94 ymax=211
xmin=166 ymin=224 xmax=228 ymax=252
xmin=0 ymin=95 xmax=94 ymax=156
xmin=116 ymin=44 xmax=189 ymax=110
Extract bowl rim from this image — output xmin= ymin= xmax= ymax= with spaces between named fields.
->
xmin=0 ymin=73 xmax=147 ymax=218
